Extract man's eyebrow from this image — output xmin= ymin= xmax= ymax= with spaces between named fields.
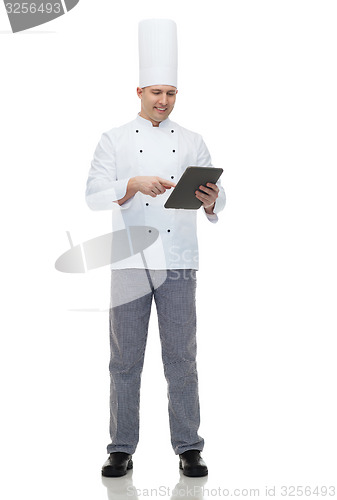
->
xmin=151 ymin=89 xmax=176 ymax=93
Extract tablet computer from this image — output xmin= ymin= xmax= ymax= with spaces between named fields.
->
xmin=164 ymin=166 xmax=223 ymax=209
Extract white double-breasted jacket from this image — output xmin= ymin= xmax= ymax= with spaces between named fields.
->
xmin=86 ymin=115 xmax=226 ymax=269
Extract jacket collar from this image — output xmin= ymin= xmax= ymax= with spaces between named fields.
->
xmin=136 ymin=113 xmax=172 ymax=129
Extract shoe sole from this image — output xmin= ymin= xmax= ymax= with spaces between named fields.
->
xmin=179 ymin=460 xmax=208 ymax=477
xmin=102 ymin=459 xmax=133 ymax=477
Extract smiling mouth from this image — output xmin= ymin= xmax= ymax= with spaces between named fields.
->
xmin=155 ymin=107 xmax=168 ymax=112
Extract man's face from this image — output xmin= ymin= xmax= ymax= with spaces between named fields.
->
xmin=137 ymin=85 xmax=178 ymax=126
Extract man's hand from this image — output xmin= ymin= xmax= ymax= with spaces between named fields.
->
xmin=134 ymin=176 xmax=176 ymax=197
xmin=195 ymin=183 xmax=219 ymax=214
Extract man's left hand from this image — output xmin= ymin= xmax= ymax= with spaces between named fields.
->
xmin=195 ymin=183 xmax=219 ymax=214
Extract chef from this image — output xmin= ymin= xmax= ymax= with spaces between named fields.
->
xmin=86 ymin=18 xmax=226 ymax=478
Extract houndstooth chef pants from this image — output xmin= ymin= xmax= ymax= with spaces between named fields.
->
xmin=107 ymin=268 xmax=204 ymax=455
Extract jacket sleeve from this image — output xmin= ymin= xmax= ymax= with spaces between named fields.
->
xmin=85 ymin=131 xmax=132 ymax=211
xmin=196 ymin=134 xmax=226 ymax=223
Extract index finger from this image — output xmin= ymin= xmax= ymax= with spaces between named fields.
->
xmin=206 ymin=183 xmax=219 ymax=191
xmin=158 ymin=178 xmax=176 ymax=188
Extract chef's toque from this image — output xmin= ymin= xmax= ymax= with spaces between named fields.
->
xmin=138 ymin=19 xmax=178 ymax=88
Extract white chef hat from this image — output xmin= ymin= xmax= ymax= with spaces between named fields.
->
xmin=138 ymin=18 xmax=178 ymax=88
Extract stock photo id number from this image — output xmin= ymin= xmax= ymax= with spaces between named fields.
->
xmin=3 ymin=0 xmax=79 ymax=32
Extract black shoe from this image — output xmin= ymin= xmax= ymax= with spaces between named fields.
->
xmin=101 ymin=452 xmax=133 ymax=477
xmin=179 ymin=450 xmax=208 ymax=477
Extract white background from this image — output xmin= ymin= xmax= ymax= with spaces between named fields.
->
xmin=1 ymin=0 xmax=336 ymax=498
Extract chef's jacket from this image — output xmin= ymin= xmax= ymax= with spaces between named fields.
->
xmin=86 ymin=114 xmax=226 ymax=270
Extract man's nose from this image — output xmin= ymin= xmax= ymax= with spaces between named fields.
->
xmin=159 ymin=94 xmax=168 ymax=105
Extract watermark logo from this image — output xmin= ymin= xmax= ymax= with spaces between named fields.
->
xmin=55 ymin=227 xmax=159 ymax=273
xmin=3 ymin=0 xmax=80 ymax=33
xmin=55 ymin=226 xmax=169 ymax=309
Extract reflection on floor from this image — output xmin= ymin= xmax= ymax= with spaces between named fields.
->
xmin=102 ymin=470 xmax=208 ymax=499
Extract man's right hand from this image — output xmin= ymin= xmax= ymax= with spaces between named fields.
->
xmin=133 ymin=176 xmax=176 ymax=197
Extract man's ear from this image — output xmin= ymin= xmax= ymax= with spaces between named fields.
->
xmin=136 ymin=87 xmax=143 ymax=99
